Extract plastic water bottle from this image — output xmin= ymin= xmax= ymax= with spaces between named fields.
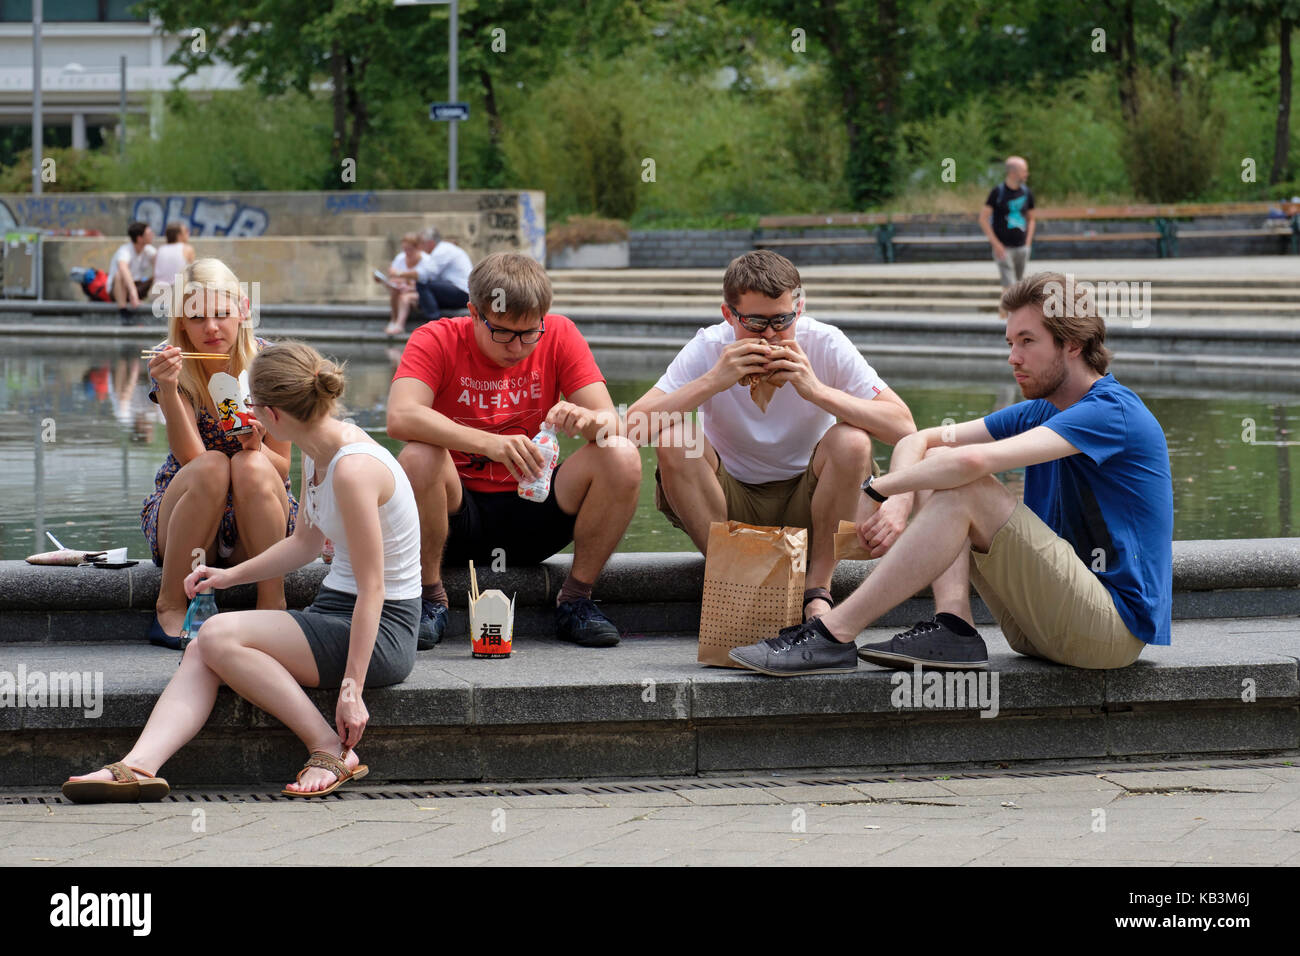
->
xmin=517 ymin=423 xmax=561 ymax=502
xmin=179 ymin=591 xmax=218 ymax=649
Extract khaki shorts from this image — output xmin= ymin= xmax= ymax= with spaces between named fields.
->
xmin=654 ymin=443 xmax=879 ymax=532
xmin=970 ymin=502 xmax=1145 ymax=670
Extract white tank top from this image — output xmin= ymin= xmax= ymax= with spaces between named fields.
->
xmin=301 ymin=442 xmax=422 ymax=601
xmin=152 ymin=243 xmax=189 ymax=290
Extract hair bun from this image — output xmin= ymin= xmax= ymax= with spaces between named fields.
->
xmin=314 ymin=364 xmax=345 ymax=400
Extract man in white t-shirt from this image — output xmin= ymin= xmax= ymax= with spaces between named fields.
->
xmin=629 ymin=250 xmax=917 ymax=621
xmin=390 ymin=227 xmax=472 ymax=321
xmin=107 ymin=221 xmax=156 ymax=322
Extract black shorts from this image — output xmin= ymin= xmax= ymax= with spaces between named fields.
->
xmin=444 ymin=461 xmax=577 ymax=567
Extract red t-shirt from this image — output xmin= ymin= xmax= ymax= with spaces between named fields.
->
xmin=393 ymin=314 xmax=605 ymax=492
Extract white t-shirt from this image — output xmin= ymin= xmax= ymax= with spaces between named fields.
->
xmin=390 ymin=250 xmax=428 ymax=275
xmin=106 ymin=242 xmax=156 ymax=293
xmin=416 ymin=241 xmax=472 ymax=292
xmin=653 ymin=315 xmax=888 ymax=484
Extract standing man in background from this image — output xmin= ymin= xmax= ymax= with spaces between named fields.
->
xmin=979 ymin=156 xmax=1036 ymax=317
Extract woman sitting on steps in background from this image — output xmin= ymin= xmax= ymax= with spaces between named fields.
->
xmin=63 ymin=343 xmax=423 ymax=801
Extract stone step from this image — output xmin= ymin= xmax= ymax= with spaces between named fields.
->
xmin=3 ymin=541 xmax=1299 ymax=645
xmin=2 ymin=619 xmax=1296 ymax=786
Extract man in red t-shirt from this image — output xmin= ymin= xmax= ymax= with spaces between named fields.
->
xmin=388 ymin=252 xmax=642 ymax=649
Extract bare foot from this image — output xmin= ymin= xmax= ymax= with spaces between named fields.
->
xmin=284 ymin=749 xmax=360 ymax=794
xmin=67 ymin=761 xmax=155 ymax=784
xmin=155 ymin=605 xmax=186 ymax=636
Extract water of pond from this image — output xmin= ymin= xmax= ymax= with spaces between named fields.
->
xmin=1 ymin=337 xmax=1296 ymax=561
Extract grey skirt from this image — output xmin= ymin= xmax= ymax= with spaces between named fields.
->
xmin=288 ymin=585 xmax=420 ymax=689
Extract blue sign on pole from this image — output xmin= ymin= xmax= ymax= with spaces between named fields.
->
xmin=429 ymin=102 xmax=470 ymax=121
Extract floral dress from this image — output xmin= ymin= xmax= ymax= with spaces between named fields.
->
xmin=139 ymin=338 xmax=298 ymax=567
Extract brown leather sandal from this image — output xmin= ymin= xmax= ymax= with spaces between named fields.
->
xmin=280 ymin=749 xmax=369 ymax=798
xmin=802 ymin=587 xmax=835 ymax=621
xmin=61 ymin=762 xmax=170 ymax=804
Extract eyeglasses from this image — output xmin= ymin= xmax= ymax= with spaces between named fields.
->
xmin=247 ymin=402 xmax=274 ymax=413
xmin=480 ymin=315 xmax=546 ymax=344
xmin=726 ymin=290 xmax=803 ymax=333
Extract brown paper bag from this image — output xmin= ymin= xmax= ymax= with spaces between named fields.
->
xmin=698 ymin=521 xmax=808 ymax=668
xmin=834 ymin=519 xmax=873 ymax=561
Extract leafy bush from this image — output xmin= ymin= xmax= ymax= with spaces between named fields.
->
xmin=0 ymin=146 xmax=117 ymax=193
xmin=1122 ymin=69 xmax=1224 ymax=203
xmin=547 ymin=216 xmax=629 ymax=256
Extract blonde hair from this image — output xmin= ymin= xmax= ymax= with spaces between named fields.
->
xmin=400 ymin=232 xmax=420 ymax=248
xmin=249 ymin=342 xmax=346 ymax=422
xmin=165 ymin=258 xmax=258 ymax=416
xmin=468 ymin=252 xmax=551 ymax=320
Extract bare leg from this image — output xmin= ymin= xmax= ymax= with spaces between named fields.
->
xmin=394 ymin=291 xmax=418 ymax=332
xmin=654 ymin=426 xmax=724 ymax=553
xmin=817 ymin=475 xmax=1017 ymax=642
xmin=154 ymin=451 xmax=231 ymax=634
xmin=398 ymin=441 xmax=463 ymax=586
xmin=553 ymin=436 xmax=642 ymax=583
xmin=913 ymin=485 xmax=974 ymax=624
xmin=806 ymin=423 xmax=874 ymax=617
xmin=69 ymin=610 xmax=355 ymax=793
xmin=228 ymin=449 xmax=291 ymax=611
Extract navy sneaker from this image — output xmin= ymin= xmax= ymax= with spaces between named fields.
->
xmin=857 ymin=617 xmax=988 ymax=670
xmin=417 ymin=600 xmax=450 ymax=650
xmin=728 ymin=618 xmax=859 ymax=676
xmin=555 ymin=598 xmax=621 ymax=647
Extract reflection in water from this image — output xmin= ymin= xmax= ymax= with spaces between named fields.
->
xmin=0 ymin=341 xmax=1297 ymax=558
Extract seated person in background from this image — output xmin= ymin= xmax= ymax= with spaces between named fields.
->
xmin=140 ymin=258 xmax=297 ymax=648
xmin=728 ymin=271 xmax=1173 ymax=676
xmin=389 ymin=227 xmax=472 ymax=321
xmin=378 ymin=232 xmax=428 ymax=337
xmin=628 ymin=250 xmax=916 ymax=622
xmin=150 ymin=221 xmax=196 ymax=300
xmin=108 ymin=221 xmax=156 ymax=323
xmin=63 ymin=343 xmax=421 ymax=802
xmin=386 ymin=252 xmax=642 ymax=650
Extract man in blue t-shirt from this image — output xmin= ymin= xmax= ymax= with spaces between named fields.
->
xmin=729 ymin=270 xmax=1174 ymax=675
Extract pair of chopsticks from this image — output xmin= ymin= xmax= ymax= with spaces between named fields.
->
xmin=469 ymin=560 xmax=480 ymax=604
xmin=140 ymin=350 xmax=228 ymax=360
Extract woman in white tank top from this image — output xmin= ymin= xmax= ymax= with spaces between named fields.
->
xmin=63 ymin=343 xmax=421 ymax=803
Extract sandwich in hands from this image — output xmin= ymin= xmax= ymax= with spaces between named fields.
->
xmin=741 ymin=341 xmax=789 ymax=412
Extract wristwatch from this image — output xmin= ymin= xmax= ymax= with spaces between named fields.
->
xmin=861 ymin=475 xmax=888 ymax=503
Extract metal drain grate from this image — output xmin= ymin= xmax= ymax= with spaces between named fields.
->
xmin=9 ymin=757 xmax=1294 ymax=806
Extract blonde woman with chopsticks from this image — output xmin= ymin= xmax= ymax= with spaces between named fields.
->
xmin=140 ymin=257 xmax=298 ymax=648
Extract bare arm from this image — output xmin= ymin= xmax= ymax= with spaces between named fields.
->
xmin=1025 ymin=207 xmax=1037 ymax=246
xmin=202 ymin=469 xmax=325 ymax=587
xmin=387 ymin=377 xmax=497 ymax=456
xmin=334 ymin=457 xmax=391 ymax=693
xmin=626 ymin=340 xmax=770 ymax=445
xmin=876 ymin=423 xmax=1077 ymax=497
xmin=978 ymin=205 xmax=998 ymax=245
xmin=551 ymin=380 xmax=623 ymax=441
xmin=806 ymin=385 xmax=916 ymax=447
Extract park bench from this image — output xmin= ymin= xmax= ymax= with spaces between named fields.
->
xmin=756 ymin=201 xmax=1300 ymax=262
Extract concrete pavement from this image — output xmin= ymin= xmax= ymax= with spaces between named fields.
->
xmin=3 ymin=759 xmax=1298 ymax=866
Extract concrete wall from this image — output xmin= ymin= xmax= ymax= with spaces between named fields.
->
xmin=629 ymin=229 xmax=753 ymax=268
xmin=0 ymin=189 xmax=547 ymax=263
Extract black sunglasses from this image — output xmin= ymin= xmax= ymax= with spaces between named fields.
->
xmin=480 ymin=315 xmax=546 ymax=344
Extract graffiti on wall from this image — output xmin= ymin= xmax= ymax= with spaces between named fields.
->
xmin=131 ymin=196 xmax=270 ymax=237
xmin=324 ymin=192 xmax=378 ymax=214
xmin=8 ymin=196 xmax=114 ymax=229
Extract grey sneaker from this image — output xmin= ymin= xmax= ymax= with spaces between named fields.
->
xmin=728 ymin=619 xmax=858 ymax=676
xmin=857 ymin=618 xmax=988 ymax=670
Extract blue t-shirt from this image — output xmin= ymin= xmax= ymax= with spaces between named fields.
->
xmin=983 ymin=374 xmax=1173 ymax=645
